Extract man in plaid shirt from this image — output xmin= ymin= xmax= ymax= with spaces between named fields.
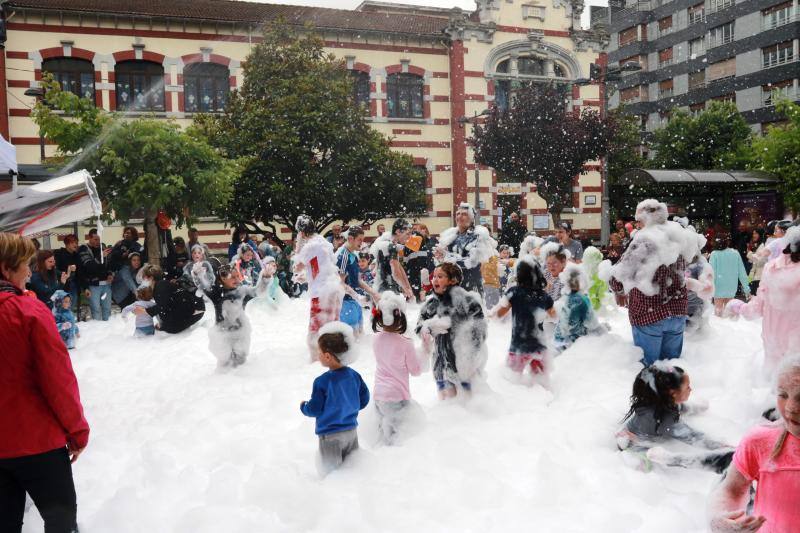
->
xmin=609 ymin=200 xmax=690 ymax=365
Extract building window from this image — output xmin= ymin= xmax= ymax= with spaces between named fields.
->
xmin=708 ymin=22 xmax=734 ymax=48
xmin=689 ymin=70 xmax=706 ymax=90
xmin=707 ymin=0 xmax=733 ymax=15
xmin=115 ymin=60 xmax=165 ymax=111
xmin=42 ymin=58 xmax=95 ymax=102
xmin=708 ymin=57 xmax=736 ymax=82
xmin=763 ymin=2 xmax=794 ymax=30
xmin=688 ymin=3 xmax=705 ymax=25
xmin=659 ymin=79 xmax=674 ymax=99
xmin=621 ymin=86 xmax=641 ymax=103
xmin=689 ymin=102 xmax=705 ymax=116
xmin=619 ymin=26 xmax=639 ymax=47
xmin=762 ymin=41 xmax=795 ymax=69
xmin=522 ymin=4 xmax=546 ymax=20
xmin=689 ymin=37 xmax=705 ymax=59
xmin=762 ymin=80 xmax=795 ymax=106
xmin=517 ymin=57 xmax=545 ymax=76
xmin=184 ymin=62 xmax=229 ymax=113
xmin=658 ymin=16 xmax=673 ymax=36
xmin=348 ymin=70 xmax=371 ymax=110
xmin=658 ymin=47 xmax=673 ymax=68
xmin=386 ymin=73 xmax=424 ymax=119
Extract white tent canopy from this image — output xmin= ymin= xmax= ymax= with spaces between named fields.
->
xmin=0 ymin=169 xmax=102 ymax=236
xmin=0 ymin=135 xmax=18 ymax=175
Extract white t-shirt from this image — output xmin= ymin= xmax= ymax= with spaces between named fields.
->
xmin=294 ymin=235 xmax=340 ymax=298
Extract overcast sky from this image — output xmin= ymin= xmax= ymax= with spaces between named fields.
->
xmin=257 ymin=0 xmax=609 ymax=29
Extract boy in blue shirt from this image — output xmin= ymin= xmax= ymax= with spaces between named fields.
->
xmin=300 ymin=323 xmax=370 ymax=474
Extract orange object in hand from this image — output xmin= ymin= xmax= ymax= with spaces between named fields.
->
xmin=406 ymin=235 xmax=423 ymax=252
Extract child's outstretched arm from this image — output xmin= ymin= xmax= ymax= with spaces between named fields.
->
xmin=708 ymin=467 xmax=765 ymax=532
xmin=300 ymin=379 xmax=326 ymax=418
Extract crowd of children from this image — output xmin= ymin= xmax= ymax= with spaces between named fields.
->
xmin=16 ymin=200 xmax=800 ymax=530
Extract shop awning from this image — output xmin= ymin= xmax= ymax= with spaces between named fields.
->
xmin=617 ymin=169 xmax=777 ymax=187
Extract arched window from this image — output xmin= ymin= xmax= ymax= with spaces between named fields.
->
xmin=348 ymin=70 xmax=371 ymax=110
xmin=386 ymin=73 xmax=424 ymax=119
xmin=493 ymin=55 xmax=570 ymax=111
xmin=115 ymin=60 xmax=165 ymax=111
xmin=184 ymin=62 xmax=229 ymax=113
xmin=42 ymin=58 xmax=95 ymax=102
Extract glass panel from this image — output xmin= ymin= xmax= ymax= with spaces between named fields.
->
xmin=518 ymin=57 xmax=544 ymax=75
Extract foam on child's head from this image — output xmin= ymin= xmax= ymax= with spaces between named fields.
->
xmin=317 ymin=321 xmax=358 ymax=365
xmin=377 ymin=291 xmax=406 ymax=326
xmin=558 ymin=263 xmax=588 ymax=294
xmin=641 ymin=360 xmax=685 ymax=394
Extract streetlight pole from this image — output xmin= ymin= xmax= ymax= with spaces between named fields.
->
xmin=457 ymin=108 xmax=491 ymax=221
xmin=24 ymin=87 xmax=46 ymax=162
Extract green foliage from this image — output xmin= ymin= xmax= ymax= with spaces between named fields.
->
xmin=650 ymin=101 xmax=753 ymax=170
xmin=471 ymin=83 xmax=617 ymax=220
xmin=606 ymin=109 xmax=647 ymax=182
xmin=194 ymin=22 xmax=427 ymax=235
xmin=31 ymin=78 xmax=236 ymax=231
xmin=32 ymin=73 xmax=111 ymax=155
xmin=750 ymin=99 xmax=800 ymax=211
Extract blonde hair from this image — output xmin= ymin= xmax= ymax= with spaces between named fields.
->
xmin=0 ymin=232 xmax=37 ymax=279
xmin=771 ymin=354 xmax=800 ymax=459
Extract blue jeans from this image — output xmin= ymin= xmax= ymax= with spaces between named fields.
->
xmin=632 ymin=315 xmax=687 ymax=366
xmin=88 ymin=284 xmax=112 ymax=321
xmin=135 ymin=325 xmax=155 ymax=337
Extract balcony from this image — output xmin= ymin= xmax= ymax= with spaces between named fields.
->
xmin=689 ymin=81 xmax=706 ymax=90
xmin=762 ymin=88 xmax=799 ymax=106
xmin=689 ymin=12 xmax=706 ymax=25
xmin=763 ymin=53 xmax=796 ymax=69
xmin=708 ymin=34 xmax=734 ymax=48
xmin=658 ymin=58 xmax=674 ymax=68
xmin=659 ymin=88 xmax=674 ymax=98
xmin=706 ymin=0 xmax=733 ymax=15
xmin=762 ymin=12 xmax=796 ymax=31
xmin=658 ymin=26 xmax=674 ymax=37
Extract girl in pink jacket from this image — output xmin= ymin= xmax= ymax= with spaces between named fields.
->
xmin=371 ymin=292 xmax=425 ymax=445
xmin=728 ymin=226 xmax=800 ymax=376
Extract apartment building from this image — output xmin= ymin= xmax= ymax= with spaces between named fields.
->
xmin=608 ymin=0 xmax=799 ymax=135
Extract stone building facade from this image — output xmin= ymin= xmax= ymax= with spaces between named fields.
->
xmin=1 ymin=0 xmax=607 ymax=248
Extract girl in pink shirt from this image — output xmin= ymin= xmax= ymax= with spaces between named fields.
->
xmin=372 ymin=292 xmax=424 ymax=445
xmin=709 ymin=353 xmax=800 ymax=532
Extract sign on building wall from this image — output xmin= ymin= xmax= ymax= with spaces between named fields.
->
xmin=496 ymin=182 xmax=522 ymax=195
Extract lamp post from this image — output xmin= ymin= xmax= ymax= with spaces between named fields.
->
xmin=24 ymin=87 xmax=46 ymax=162
xmin=457 ymin=108 xmax=491 ymax=218
xmin=574 ymin=61 xmax=641 ymax=245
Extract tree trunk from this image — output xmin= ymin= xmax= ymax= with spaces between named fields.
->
xmin=548 ymin=201 xmax=564 ymax=231
xmin=144 ymin=210 xmax=161 ymax=268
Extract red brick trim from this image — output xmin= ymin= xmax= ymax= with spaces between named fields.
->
xmin=385 ymin=64 xmax=426 ymax=76
xmin=112 ymin=50 xmax=165 ymax=64
xmin=465 ymin=94 xmax=486 ymax=101
xmin=431 ymin=95 xmax=449 ymax=102
xmin=7 ymin=80 xmax=31 ymax=88
xmin=464 ymin=70 xmax=485 ymax=78
xmin=431 ymin=187 xmax=452 ymax=194
xmin=582 ymin=99 xmax=601 ymax=106
xmin=325 ymin=41 xmax=446 ymax=56
xmin=433 ymin=210 xmax=452 ymax=217
xmin=434 ymin=164 xmax=452 ymax=171
xmin=9 ymin=108 xmax=30 ymax=116
xmin=583 ymin=164 xmax=602 ymax=171
xmin=181 ymin=53 xmax=231 ymax=66
xmin=583 ymin=207 xmax=602 ymax=214
xmin=449 ymin=39 xmax=467 ymax=209
xmin=11 ymin=137 xmax=56 ymax=145
xmin=389 ymin=140 xmax=450 ymax=148
xmin=392 ymin=129 xmax=422 ymax=135
xmin=431 ymin=71 xmax=449 ymax=78
xmin=581 ymin=186 xmax=603 ymax=192
xmin=433 ymin=118 xmax=450 ymax=125
xmin=495 ymin=25 xmax=570 ymax=37
xmin=6 ymin=51 xmax=29 ymax=59
xmin=350 ymin=61 xmax=372 ymax=74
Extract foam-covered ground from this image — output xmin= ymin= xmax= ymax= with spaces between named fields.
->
xmin=23 ymin=298 xmax=770 ymax=532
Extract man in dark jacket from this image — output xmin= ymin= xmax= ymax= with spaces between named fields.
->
xmin=108 ymin=226 xmax=142 ymax=272
xmin=78 ymin=230 xmax=114 ymax=321
xmin=499 ymin=212 xmax=526 ymax=254
xmin=54 ymin=234 xmax=82 ymax=313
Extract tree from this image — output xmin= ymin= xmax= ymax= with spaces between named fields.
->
xmin=32 ymin=75 xmax=237 ymax=266
xmin=471 ymin=83 xmax=616 ymax=223
xmin=750 ymin=99 xmax=800 ymax=212
xmin=606 ymin=108 xmax=647 ymax=182
xmin=194 ymin=23 xmax=426 ymax=240
xmin=649 ymin=101 xmax=752 ymax=170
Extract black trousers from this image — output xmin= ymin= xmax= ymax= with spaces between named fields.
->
xmin=0 ymin=447 xmax=77 ymax=533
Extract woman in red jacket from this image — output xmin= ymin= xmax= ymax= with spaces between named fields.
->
xmin=0 ymin=233 xmax=90 ymax=533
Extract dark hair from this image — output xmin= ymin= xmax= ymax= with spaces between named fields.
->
xmin=358 ymin=252 xmax=371 ymax=261
xmin=318 ymin=332 xmax=348 ymax=362
xmin=87 ymin=228 xmax=98 ymax=237
xmin=622 ymin=365 xmax=686 ymax=431
xmin=231 ymin=226 xmax=249 ymax=244
xmin=35 ymin=250 xmax=56 ymax=282
xmin=750 ymin=228 xmax=765 ymax=244
xmin=188 ymin=227 xmax=199 ymax=233
xmin=557 ymin=220 xmax=572 ymax=233
xmin=173 ymin=237 xmax=186 ymax=247
xmin=435 ymin=262 xmax=462 ymax=285
xmin=713 ymin=234 xmax=731 ymax=251
xmin=122 ymin=226 xmax=139 ymax=241
xmin=63 ymin=234 xmax=78 ymax=246
xmin=544 ymin=244 xmax=568 ymax=263
xmin=516 ymin=259 xmax=546 ymax=291
xmin=128 ymin=251 xmax=142 ymax=267
xmin=136 ymin=285 xmax=154 ymax=301
xmin=347 ymin=226 xmax=365 ymax=238
xmin=392 ymin=218 xmax=411 ymax=236
xmin=371 ymin=307 xmax=408 ymax=334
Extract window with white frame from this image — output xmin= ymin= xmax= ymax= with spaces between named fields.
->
xmin=762 ymin=41 xmax=794 ymax=68
xmin=708 ymin=22 xmax=734 ymax=48
xmin=763 ymin=2 xmax=794 ymax=30
xmin=707 ymin=0 xmax=733 ymax=14
xmin=688 ymin=3 xmax=705 ymax=25
xmin=522 ymin=4 xmax=546 ymax=20
xmin=762 ymin=79 xmax=795 ymax=106
xmin=689 ymin=37 xmax=705 ymax=59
